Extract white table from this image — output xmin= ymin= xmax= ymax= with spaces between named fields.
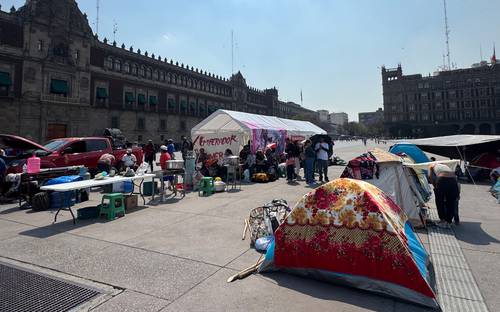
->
xmin=40 ymin=174 xmax=155 ymax=224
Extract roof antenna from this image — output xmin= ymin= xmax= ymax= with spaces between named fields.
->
xmin=231 ymin=30 xmax=234 ymax=75
xmin=95 ymin=0 xmax=100 ymax=36
xmin=443 ymin=0 xmax=451 ymax=70
xmin=113 ymin=20 xmax=118 ymax=42
xmin=480 ymin=43 xmax=483 ymax=61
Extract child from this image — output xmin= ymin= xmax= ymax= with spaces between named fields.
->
xmin=286 ymin=154 xmax=295 ymax=182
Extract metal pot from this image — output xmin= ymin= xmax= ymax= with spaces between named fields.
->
xmin=166 ymin=160 xmax=184 ymax=169
xmin=226 ymin=156 xmax=239 ymax=166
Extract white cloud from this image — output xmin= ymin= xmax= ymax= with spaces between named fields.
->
xmin=162 ymin=34 xmax=170 ymax=40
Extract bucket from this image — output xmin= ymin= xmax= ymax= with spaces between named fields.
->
xmin=143 ymin=181 xmax=157 ymax=196
xmin=123 ymin=181 xmax=133 ymax=193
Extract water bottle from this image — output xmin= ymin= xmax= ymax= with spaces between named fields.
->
xmin=27 ymin=153 xmax=41 ymax=174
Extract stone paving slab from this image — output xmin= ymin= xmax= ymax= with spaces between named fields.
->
xmin=160 ymin=268 xmax=396 ymax=312
xmin=91 ymin=290 xmax=170 ymax=312
xmin=0 ymin=228 xmax=113 ymax=271
xmin=427 ymin=208 xmax=489 ymax=312
xmin=59 ymin=244 xmax=219 ymax=301
xmin=123 ymin=214 xmax=251 ymax=266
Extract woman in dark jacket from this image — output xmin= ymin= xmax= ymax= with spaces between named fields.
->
xmin=304 ymin=140 xmax=316 ymax=185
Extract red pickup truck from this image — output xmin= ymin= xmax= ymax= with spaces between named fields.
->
xmin=0 ymin=135 xmax=143 ymax=174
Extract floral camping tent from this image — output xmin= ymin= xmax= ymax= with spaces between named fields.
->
xmin=259 ymin=178 xmax=438 ymax=309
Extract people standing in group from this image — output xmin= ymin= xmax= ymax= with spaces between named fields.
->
xmin=429 ymin=163 xmax=461 ymax=228
xmin=181 ymin=136 xmax=193 ymax=160
xmin=159 ymin=145 xmax=171 ymax=170
xmin=143 ymin=140 xmax=155 ymax=172
xmin=166 ymin=139 xmax=176 ymax=159
xmin=285 ymin=139 xmax=301 ymax=180
xmin=286 ymin=154 xmax=296 ymax=182
xmin=303 ymin=140 xmax=316 ymax=185
xmin=315 ymin=137 xmax=329 ymax=183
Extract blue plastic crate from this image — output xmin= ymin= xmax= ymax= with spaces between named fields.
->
xmin=50 ymin=191 xmax=76 ymax=209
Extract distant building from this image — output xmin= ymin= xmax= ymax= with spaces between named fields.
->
xmin=382 ymin=63 xmax=500 ymax=137
xmin=329 ymin=112 xmax=348 ymax=126
xmin=359 ymin=108 xmax=384 ymax=126
xmin=317 ymin=110 xmax=330 ymax=122
xmin=0 ymin=0 xmax=315 ymax=143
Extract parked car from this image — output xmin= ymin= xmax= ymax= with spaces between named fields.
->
xmin=466 ymin=152 xmax=500 ymax=181
xmin=1 ymin=134 xmax=143 ymax=174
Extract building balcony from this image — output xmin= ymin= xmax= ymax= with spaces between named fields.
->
xmin=41 ymin=94 xmax=83 ymax=105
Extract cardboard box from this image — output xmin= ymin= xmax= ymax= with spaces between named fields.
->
xmin=124 ymin=195 xmax=138 ymax=210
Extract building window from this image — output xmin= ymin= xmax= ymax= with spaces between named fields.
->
xmin=123 ymin=62 xmax=130 ymax=73
xmin=0 ymin=71 xmax=12 ymax=96
xmin=154 ymin=70 xmax=159 ymax=81
xmin=137 ymin=94 xmax=146 ymax=106
xmin=449 ymin=111 xmax=458 ymax=120
xmin=138 ymin=135 xmax=143 ymax=142
xmin=111 ymin=116 xmax=120 ymax=128
xmin=168 ymin=98 xmax=176 ymax=110
xmin=95 ymin=87 xmax=108 ymax=105
xmin=139 ymin=66 xmax=145 ymax=77
xmin=37 ymin=40 xmax=44 ymax=51
xmin=50 ymin=79 xmax=69 ymax=96
xmin=149 ymin=95 xmax=158 ymax=110
xmin=146 ymin=68 xmax=152 ymax=80
xmin=465 ymin=111 xmax=472 ymax=120
xmin=160 ymin=119 xmax=166 ymax=130
xmin=161 ymin=71 xmax=165 ymax=81
xmin=421 ymin=113 xmax=429 ymax=121
xmin=125 ymin=91 xmax=135 ymax=105
xmin=137 ymin=118 xmax=145 ymax=130
xmin=74 ymin=50 xmax=80 ymax=62
xmin=132 ymin=64 xmax=138 ymax=75
xmin=114 ymin=59 xmax=121 ymax=71
xmin=180 ymin=120 xmax=186 ymax=131
xmin=105 ymin=56 xmax=113 ymax=69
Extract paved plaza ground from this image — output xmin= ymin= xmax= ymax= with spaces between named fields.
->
xmin=0 ymin=141 xmax=499 ymax=311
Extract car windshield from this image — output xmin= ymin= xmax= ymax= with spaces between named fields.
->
xmin=43 ymin=139 xmax=68 ymax=151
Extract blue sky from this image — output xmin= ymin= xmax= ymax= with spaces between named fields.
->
xmin=5 ymin=0 xmax=500 ymax=121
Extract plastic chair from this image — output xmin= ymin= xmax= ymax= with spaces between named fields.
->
xmin=100 ymin=193 xmax=125 ymax=220
xmin=198 ymin=177 xmax=215 ymax=196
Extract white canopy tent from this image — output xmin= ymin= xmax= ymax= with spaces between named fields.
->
xmin=192 ymin=109 xmax=326 ymax=137
xmin=191 ymin=110 xmax=326 ymax=158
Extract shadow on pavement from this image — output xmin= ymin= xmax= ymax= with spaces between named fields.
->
xmin=17 ymin=205 xmax=149 ymax=238
xmin=260 ymin=272 xmax=411 ymax=312
xmin=454 ymin=221 xmax=500 ymax=246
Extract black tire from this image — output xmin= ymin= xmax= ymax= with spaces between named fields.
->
xmin=32 ymin=192 xmax=50 ymax=211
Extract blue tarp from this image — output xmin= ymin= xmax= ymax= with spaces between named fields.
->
xmin=390 ymin=143 xmax=430 ymax=163
xmin=45 ymin=175 xmax=82 ymax=186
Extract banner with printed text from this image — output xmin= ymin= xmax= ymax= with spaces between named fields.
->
xmin=192 ymin=133 xmax=244 ymax=161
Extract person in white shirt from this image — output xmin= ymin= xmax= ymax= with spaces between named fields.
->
xmin=314 ymin=137 xmax=330 ymax=182
xmin=121 ymin=148 xmax=137 ymax=169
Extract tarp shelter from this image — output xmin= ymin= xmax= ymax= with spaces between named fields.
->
xmin=341 ymin=149 xmax=431 ymax=225
xmin=403 ymin=135 xmax=500 ymax=160
xmin=191 ymin=109 xmax=326 ymax=159
xmin=259 ymin=178 xmax=438 ymax=308
xmin=390 ymin=143 xmax=430 ymax=163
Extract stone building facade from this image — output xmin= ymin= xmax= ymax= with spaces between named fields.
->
xmin=382 ymin=64 xmax=500 ymax=137
xmin=0 ymin=0 xmax=315 ymax=143
xmin=358 ymin=108 xmax=383 ymax=126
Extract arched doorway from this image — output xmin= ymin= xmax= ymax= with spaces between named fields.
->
xmin=495 ymin=123 xmax=500 ymax=135
xmin=462 ymin=124 xmax=476 ymax=134
xmin=479 ymin=123 xmax=492 ymax=134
